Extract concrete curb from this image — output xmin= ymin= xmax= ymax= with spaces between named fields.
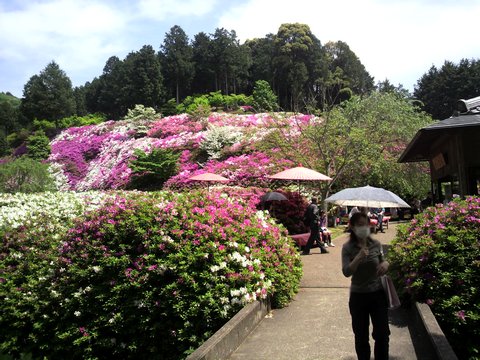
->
xmin=413 ymin=302 xmax=458 ymax=360
xmin=186 ymin=299 xmax=270 ymax=360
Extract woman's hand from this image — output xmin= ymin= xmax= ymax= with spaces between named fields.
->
xmin=355 ymin=246 xmax=369 ymax=261
xmin=376 ymin=260 xmax=389 ymax=276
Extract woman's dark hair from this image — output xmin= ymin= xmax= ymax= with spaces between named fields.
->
xmin=349 ymin=211 xmax=369 ymax=227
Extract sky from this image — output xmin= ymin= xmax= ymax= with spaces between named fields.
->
xmin=1 ymin=0 xmax=480 ymax=98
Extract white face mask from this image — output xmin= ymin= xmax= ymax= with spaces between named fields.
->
xmin=353 ymin=225 xmax=370 ymax=239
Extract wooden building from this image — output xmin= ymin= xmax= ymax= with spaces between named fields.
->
xmin=399 ymin=97 xmax=480 ymax=202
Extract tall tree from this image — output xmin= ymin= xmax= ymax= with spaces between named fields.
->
xmin=121 ymin=45 xmax=164 ymax=114
xmin=0 ymin=100 xmax=19 ymax=135
xmin=210 ymin=28 xmax=249 ymax=95
xmin=160 ymin=25 xmax=194 ymax=104
xmin=324 ymin=41 xmax=374 ymax=93
xmin=95 ymin=56 xmax=125 ymax=119
xmin=191 ymin=32 xmax=215 ymax=94
xmin=262 ymin=92 xmax=433 ymax=201
xmin=376 ymin=79 xmax=411 ymax=98
xmin=73 ymin=86 xmax=88 ymax=116
xmin=414 ymin=59 xmax=480 ymax=120
xmin=272 ymin=23 xmax=325 ymax=112
xmin=20 ymin=61 xmax=76 ymax=127
xmin=245 ymin=34 xmax=276 ymax=91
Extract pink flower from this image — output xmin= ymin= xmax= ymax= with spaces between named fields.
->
xmin=456 ymin=310 xmax=466 ymax=321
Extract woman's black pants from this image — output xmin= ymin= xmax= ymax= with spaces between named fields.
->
xmin=349 ymin=290 xmax=390 ymax=360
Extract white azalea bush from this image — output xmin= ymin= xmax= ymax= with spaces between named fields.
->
xmin=0 ymin=190 xmax=302 ymax=359
xmin=199 ymin=124 xmax=244 ymax=159
xmin=0 ymin=191 xmax=109 ymax=229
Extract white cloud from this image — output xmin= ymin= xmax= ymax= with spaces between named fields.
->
xmin=136 ymin=0 xmax=218 ymax=20
xmin=1 ymin=0 xmax=480 ymax=96
xmin=0 ymin=0 xmax=129 ymax=92
xmin=219 ymin=0 xmax=480 ymax=90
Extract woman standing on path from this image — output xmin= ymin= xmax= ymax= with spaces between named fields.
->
xmin=341 ymin=212 xmax=390 ymax=360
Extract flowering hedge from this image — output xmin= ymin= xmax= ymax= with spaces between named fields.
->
xmin=387 ymin=197 xmax=480 ymax=359
xmin=47 ymin=113 xmax=318 ymax=192
xmin=0 ymin=190 xmax=302 ymax=359
xmin=164 ymin=151 xmax=295 ymax=190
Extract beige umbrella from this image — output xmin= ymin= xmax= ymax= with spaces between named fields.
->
xmin=188 ymin=172 xmax=229 ymax=190
xmin=267 ymin=166 xmax=332 ymax=181
xmin=267 ymin=166 xmax=332 ymax=193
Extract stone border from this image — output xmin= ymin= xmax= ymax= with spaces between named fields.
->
xmin=186 ymin=299 xmax=270 ymax=360
xmin=413 ymin=302 xmax=458 ymax=360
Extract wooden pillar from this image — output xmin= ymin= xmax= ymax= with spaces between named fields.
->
xmin=454 ymin=134 xmax=467 ymax=197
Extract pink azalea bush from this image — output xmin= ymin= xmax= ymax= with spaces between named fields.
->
xmin=164 ymin=151 xmax=295 ymax=190
xmin=388 ymin=197 xmax=480 ymax=359
xmin=0 ymin=190 xmax=302 ymax=359
xmin=48 ymin=113 xmax=318 ymax=191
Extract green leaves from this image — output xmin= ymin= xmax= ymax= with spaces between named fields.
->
xmin=20 ymin=61 xmax=76 ymax=125
xmin=388 ymin=197 xmax=480 ymax=359
xmin=0 ymin=157 xmax=55 ymax=193
xmin=127 ymin=148 xmax=180 ymax=190
xmin=0 ymin=190 xmax=302 ymax=358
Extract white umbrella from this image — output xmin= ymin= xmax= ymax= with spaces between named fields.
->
xmin=325 ymin=185 xmax=410 ymax=208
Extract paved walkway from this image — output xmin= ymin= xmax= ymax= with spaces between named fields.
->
xmin=229 ymin=223 xmax=432 ymax=360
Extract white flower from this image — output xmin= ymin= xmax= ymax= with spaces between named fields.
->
xmin=74 ymin=311 xmax=81 ymax=317
xmin=92 ymin=266 xmax=101 ymax=273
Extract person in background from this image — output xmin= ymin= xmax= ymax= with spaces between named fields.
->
xmin=349 ymin=206 xmax=360 ymax=219
xmin=373 ymin=207 xmax=385 ymax=233
xmin=421 ymin=191 xmax=433 ymax=210
xmin=342 ymin=212 xmax=390 ymax=360
xmin=302 ymin=197 xmax=328 ymax=255
xmin=319 ymin=210 xmax=334 ymax=247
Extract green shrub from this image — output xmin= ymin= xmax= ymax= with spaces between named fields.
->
xmin=127 ymin=148 xmax=180 ymax=190
xmin=0 ymin=157 xmax=56 ymax=193
xmin=252 ymin=80 xmax=278 ymax=112
xmin=0 ymin=191 xmax=302 ymax=359
xmin=6 ymin=129 xmax=29 ymax=149
xmin=0 ymin=130 xmax=8 ymax=157
xmin=33 ymin=119 xmax=57 ymax=137
xmin=0 ymin=191 xmax=115 ymax=358
xmin=186 ymin=96 xmax=211 ymax=120
xmin=161 ymin=98 xmax=180 ymax=116
xmin=207 ymin=91 xmax=224 ymax=109
xmin=26 ymin=130 xmax=51 ymax=160
xmin=59 ymin=114 xmax=106 ymax=128
xmin=388 ymin=197 xmax=480 ymax=359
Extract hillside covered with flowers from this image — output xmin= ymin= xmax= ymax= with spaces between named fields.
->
xmin=47 ymin=112 xmax=316 ymax=191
